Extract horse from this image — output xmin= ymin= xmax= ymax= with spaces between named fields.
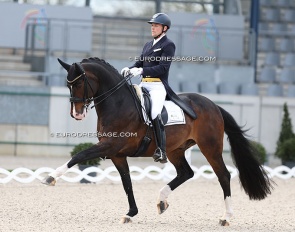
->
xmin=42 ymin=57 xmax=273 ymax=226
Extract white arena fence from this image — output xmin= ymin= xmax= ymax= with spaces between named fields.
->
xmin=0 ymin=165 xmax=294 ymax=184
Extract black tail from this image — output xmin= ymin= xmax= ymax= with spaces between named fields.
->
xmin=218 ymin=106 xmax=274 ymax=200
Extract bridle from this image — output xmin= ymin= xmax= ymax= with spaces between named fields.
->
xmin=67 ymin=63 xmax=94 ymax=111
xmin=67 ymin=62 xmax=133 ymax=110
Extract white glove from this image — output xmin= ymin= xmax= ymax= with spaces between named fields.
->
xmin=130 ymin=67 xmax=143 ymax=77
xmin=120 ymin=67 xmax=130 ymax=77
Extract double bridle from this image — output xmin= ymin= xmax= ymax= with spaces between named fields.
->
xmin=67 ymin=62 xmax=132 ymax=110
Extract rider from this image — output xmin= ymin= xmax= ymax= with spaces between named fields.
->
xmin=121 ymin=13 xmax=175 ymax=163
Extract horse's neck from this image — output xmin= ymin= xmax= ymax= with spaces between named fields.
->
xmin=94 ymin=82 xmax=140 ymax=126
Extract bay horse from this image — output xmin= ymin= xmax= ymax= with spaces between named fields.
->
xmin=42 ymin=57 xmax=273 ymax=226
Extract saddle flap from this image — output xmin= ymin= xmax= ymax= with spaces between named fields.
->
xmin=132 ymin=84 xmax=185 ymax=126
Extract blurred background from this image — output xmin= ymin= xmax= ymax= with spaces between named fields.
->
xmin=0 ymin=0 xmax=295 ymax=168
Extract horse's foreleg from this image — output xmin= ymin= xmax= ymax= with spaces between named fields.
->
xmin=41 ymin=142 xmax=115 ymax=186
xmin=111 ymin=156 xmax=138 ymax=224
xmin=41 ymin=161 xmax=70 ymax=186
xmin=158 ymin=153 xmax=194 ymax=214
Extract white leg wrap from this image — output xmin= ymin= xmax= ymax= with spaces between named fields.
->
xmin=157 ymin=185 xmax=172 ymax=203
xmin=49 ymin=162 xmax=69 ymax=179
xmin=221 ymin=196 xmax=233 ymax=221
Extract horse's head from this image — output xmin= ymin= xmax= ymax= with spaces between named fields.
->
xmin=58 ymin=58 xmax=97 ymax=120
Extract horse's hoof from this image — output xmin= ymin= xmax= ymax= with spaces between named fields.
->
xmin=157 ymin=200 xmax=169 ymax=214
xmin=41 ymin=176 xmax=56 ymax=186
xmin=219 ymin=219 xmax=230 ymax=226
xmin=120 ymin=215 xmax=132 ymax=224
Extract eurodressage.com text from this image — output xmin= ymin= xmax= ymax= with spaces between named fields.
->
xmin=50 ymin=132 xmax=138 ymax=138
xmin=129 ymin=56 xmax=216 ymax=62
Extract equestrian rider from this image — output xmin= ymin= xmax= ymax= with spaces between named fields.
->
xmin=121 ymin=13 xmax=174 ymax=163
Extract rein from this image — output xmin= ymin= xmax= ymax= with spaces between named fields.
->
xmin=68 ymin=62 xmax=134 ymax=111
xmin=90 ymin=74 xmax=133 ymax=109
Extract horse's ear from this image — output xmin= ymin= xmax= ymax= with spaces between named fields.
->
xmin=57 ymin=58 xmax=71 ymax=72
xmin=74 ymin=63 xmax=84 ymax=74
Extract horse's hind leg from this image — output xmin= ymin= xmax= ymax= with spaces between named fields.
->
xmin=157 ymin=149 xmax=194 ymax=214
xmin=199 ymin=142 xmax=233 ymax=226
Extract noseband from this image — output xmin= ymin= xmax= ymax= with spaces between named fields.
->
xmin=67 ymin=62 xmax=133 ymax=110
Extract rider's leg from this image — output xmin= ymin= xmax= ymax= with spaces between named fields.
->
xmin=146 ymin=82 xmax=167 ymax=163
xmin=151 ymin=114 xmax=167 ymax=163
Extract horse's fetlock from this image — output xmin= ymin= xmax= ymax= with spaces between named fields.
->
xmin=188 ymin=170 xmax=194 ymax=179
xmin=127 ymin=208 xmax=138 ymax=217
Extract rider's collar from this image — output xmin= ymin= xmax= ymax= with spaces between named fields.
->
xmin=153 ymin=33 xmax=166 ymax=46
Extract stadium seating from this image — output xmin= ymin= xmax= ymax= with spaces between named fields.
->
xmin=264 ymin=52 xmax=280 ymax=66
xmin=278 ymin=68 xmax=295 ymax=83
xmin=266 ymin=84 xmax=284 ymax=96
xmin=240 ymin=83 xmax=259 ymax=96
xmin=257 ymin=0 xmax=295 ymax=93
xmin=280 ymin=9 xmax=295 ymax=22
xmin=180 ymin=81 xmax=199 ymax=93
xmin=259 ymin=37 xmax=275 ymax=52
xmin=199 ymin=82 xmax=218 ymax=94
xmin=283 ymin=53 xmax=295 ymax=66
xmin=261 ymin=8 xmax=280 ymax=22
xmin=277 ymin=38 xmax=295 ymax=53
xmin=287 ymin=85 xmax=295 ymax=97
xmin=259 ymin=67 xmax=276 ymax=82
xmin=218 ymin=82 xmax=240 ymax=95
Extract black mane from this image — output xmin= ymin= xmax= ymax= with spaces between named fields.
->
xmin=81 ymin=57 xmax=121 ymax=76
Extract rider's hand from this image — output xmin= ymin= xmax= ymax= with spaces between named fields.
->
xmin=121 ymin=67 xmax=130 ymax=77
xmin=130 ymin=67 xmax=143 ymax=77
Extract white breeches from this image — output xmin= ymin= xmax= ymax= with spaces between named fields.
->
xmin=140 ymin=82 xmax=166 ymax=120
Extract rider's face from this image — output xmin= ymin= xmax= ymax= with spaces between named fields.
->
xmin=151 ymin=23 xmax=163 ymax=37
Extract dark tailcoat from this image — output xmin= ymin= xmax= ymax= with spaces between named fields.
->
xmin=130 ymin=36 xmax=197 ymax=119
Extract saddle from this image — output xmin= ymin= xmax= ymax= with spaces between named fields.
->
xmin=133 ymin=84 xmax=186 ymax=126
xmin=130 ymin=84 xmax=186 ymax=157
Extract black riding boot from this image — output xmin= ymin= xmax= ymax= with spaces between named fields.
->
xmin=152 ymin=114 xmax=167 ymax=163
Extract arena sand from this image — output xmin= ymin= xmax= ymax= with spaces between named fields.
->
xmin=0 ymin=178 xmax=294 ymax=232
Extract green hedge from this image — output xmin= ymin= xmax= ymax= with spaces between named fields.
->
xmin=251 ymin=141 xmax=267 ymax=165
xmin=275 ymin=137 xmax=295 ymax=162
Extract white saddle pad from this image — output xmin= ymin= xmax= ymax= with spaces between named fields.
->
xmin=133 ymin=84 xmax=186 ymax=126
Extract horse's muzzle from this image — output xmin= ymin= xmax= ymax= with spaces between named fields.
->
xmin=71 ymin=104 xmax=87 ymax=120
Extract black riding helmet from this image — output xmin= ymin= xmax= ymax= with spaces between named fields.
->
xmin=148 ymin=13 xmax=171 ymax=31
